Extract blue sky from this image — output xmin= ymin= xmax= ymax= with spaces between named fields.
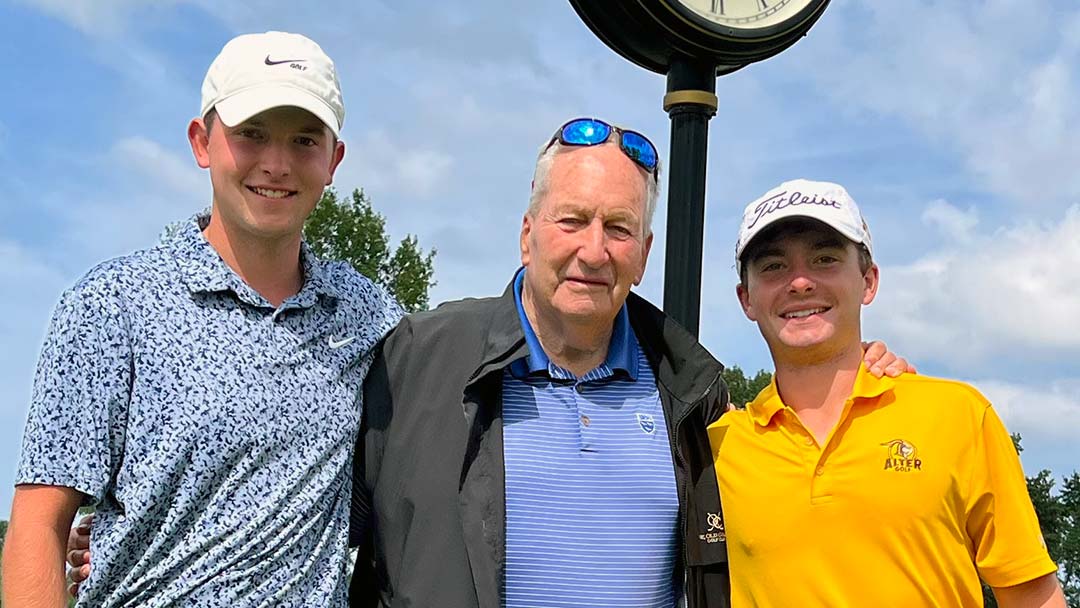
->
xmin=1 ymin=0 xmax=1078 ymax=518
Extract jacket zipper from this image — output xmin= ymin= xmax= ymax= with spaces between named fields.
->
xmin=665 ymin=369 xmax=724 ymax=600
xmin=665 ymin=370 xmax=725 ymax=466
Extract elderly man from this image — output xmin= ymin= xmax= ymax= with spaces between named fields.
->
xmin=5 ymin=32 xmax=401 ymax=607
xmin=350 ymin=121 xmax=904 ymax=608
xmin=710 ymin=179 xmax=1065 ymax=607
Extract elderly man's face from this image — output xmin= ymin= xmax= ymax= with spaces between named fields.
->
xmin=520 ymin=143 xmax=653 ymax=330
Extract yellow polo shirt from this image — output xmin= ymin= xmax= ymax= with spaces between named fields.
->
xmin=709 ymin=367 xmax=1057 ymax=607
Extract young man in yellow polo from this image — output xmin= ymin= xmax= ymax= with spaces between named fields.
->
xmin=710 ymin=179 xmax=1065 ymax=607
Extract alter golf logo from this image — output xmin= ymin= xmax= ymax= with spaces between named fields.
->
xmin=881 ymin=439 xmax=922 ymax=472
xmin=636 ymin=413 xmax=656 ymax=435
xmin=699 ymin=512 xmax=725 ymax=544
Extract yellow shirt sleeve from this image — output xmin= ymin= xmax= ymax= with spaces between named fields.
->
xmin=965 ymin=404 xmax=1058 ymax=587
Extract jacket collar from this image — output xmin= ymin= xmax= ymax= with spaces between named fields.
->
xmin=467 ymin=272 xmax=723 ymax=403
xmin=467 ymin=278 xmax=531 ymax=385
xmin=507 ymin=268 xmax=639 ymax=380
xmin=625 ymin=291 xmax=725 ymax=404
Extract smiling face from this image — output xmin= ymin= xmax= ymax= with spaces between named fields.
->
xmin=189 ymin=105 xmax=345 ymax=245
xmin=737 ymin=219 xmax=879 ymax=364
xmin=520 ymin=143 xmax=653 ymax=331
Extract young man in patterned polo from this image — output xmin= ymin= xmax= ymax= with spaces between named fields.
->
xmin=710 ymin=179 xmax=1064 ymax=607
xmin=3 ymin=32 xmax=401 ymax=607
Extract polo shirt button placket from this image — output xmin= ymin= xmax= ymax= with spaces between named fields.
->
xmin=575 ymin=381 xmax=594 ymax=452
xmin=810 ymin=461 xmax=832 ymax=503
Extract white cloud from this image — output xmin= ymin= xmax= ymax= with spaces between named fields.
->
xmin=868 ymin=203 xmax=1080 ymax=363
xmin=347 ymin=130 xmax=454 ymax=199
xmin=799 ymin=1 xmax=1080 ymax=208
xmin=0 ymin=239 xmax=70 ymax=495
xmin=921 ymin=199 xmax=978 ymax=243
xmin=111 ymin=136 xmax=206 ymax=199
xmin=55 ymin=137 xmax=207 ymax=258
xmin=15 ymin=0 xmax=184 ymax=36
xmin=0 ymin=239 xmax=69 ymax=315
xmin=977 ymin=378 xmax=1080 ymax=443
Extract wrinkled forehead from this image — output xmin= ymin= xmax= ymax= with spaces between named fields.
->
xmin=543 ymin=145 xmax=649 ymax=204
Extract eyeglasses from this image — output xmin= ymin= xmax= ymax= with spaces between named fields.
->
xmin=546 ymin=117 xmax=659 ymax=175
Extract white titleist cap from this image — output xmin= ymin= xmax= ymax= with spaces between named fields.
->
xmin=735 ymin=178 xmax=872 ymax=273
xmin=200 ymin=31 xmax=344 ymax=136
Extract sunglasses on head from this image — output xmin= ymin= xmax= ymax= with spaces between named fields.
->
xmin=546 ymin=117 xmax=659 ymax=175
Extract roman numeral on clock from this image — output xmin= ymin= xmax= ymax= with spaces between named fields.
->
xmin=710 ymin=0 xmax=770 ymax=14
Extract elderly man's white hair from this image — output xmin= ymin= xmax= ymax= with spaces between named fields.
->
xmin=527 ymin=139 xmax=661 ymax=236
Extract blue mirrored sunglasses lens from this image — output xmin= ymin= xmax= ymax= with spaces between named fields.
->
xmin=620 ymin=132 xmax=658 ymax=170
xmin=561 ymin=119 xmax=611 ymax=145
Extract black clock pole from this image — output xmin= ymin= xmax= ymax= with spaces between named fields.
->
xmin=663 ymin=56 xmax=717 ymax=337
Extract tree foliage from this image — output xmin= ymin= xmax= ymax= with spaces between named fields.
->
xmin=983 ymin=434 xmax=1079 ymax=606
xmin=1058 ymin=473 xmax=1080 ymax=602
xmin=304 ymin=188 xmax=436 ymax=312
xmin=722 ymin=365 xmax=772 ymax=408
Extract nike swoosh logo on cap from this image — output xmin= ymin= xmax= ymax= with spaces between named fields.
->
xmin=265 ymin=55 xmax=307 ymax=66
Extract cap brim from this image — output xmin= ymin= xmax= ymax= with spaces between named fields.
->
xmin=214 ymin=86 xmax=340 ymax=137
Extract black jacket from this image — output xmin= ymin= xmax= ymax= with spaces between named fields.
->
xmin=350 ymin=284 xmax=731 ymax=607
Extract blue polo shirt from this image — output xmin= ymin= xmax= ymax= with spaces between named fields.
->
xmin=502 ymin=270 xmax=680 ymax=608
xmin=16 ymin=213 xmax=402 ymax=607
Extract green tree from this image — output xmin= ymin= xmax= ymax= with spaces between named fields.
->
xmin=722 ymin=365 xmax=772 ymax=408
xmin=304 ymin=188 xmax=436 ymax=312
xmin=983 ymin=435 xmax=1079 ymax=606
xmin=1056 ymin=472 xmax=1080 ymax=604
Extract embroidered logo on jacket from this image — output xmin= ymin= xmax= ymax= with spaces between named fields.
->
xmin=699 ymin=512 xmax=726 ymax=544
xmin=881 ymin=439 xmax=922 ymax=472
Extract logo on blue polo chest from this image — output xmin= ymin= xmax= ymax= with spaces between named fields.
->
xmin=636 ymin=413 xmax=656 ymax=434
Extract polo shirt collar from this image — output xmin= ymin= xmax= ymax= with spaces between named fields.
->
xmin=508 ymin=267 xmax=639 ymax=380
xmin=167 ymin=212 xmax=340 ymax=309
xmin=746 ymin=363 xmax=897 ymax=427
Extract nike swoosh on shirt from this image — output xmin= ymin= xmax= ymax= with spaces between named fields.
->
xmin=265 ymin=56 xmax=307 ymax=66
xmin=328 ymin=336 xmax=356 ymax=349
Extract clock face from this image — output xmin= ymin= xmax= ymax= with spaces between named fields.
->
xmin=667 ymin=0 xmax=817 ymax=30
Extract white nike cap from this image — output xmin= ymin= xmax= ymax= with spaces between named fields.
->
xmin=200 ymin=31 xmax=344 ymax=136
xmin=735 ymin=178 xmax=873 ymax=274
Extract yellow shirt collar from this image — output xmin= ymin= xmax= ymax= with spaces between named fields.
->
xmin=746 ymin=364 xmax=897 ymax=428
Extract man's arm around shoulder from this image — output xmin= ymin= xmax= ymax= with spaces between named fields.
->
xmin=3 ymin=484 xmax=84 ymax=607
xmin=992 ymin=572 xmax=1067 ymax=608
